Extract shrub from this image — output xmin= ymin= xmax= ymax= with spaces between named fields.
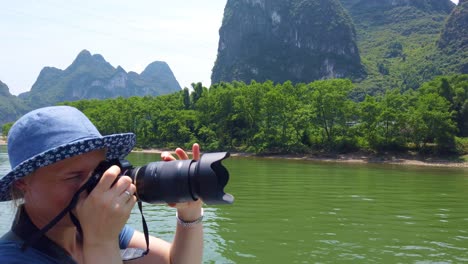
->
xmin=455 ymin=137 xmax=468 ymax=155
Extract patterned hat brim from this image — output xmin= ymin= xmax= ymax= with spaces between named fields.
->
xmin=0 ymin=133 xmax=136 ymax=202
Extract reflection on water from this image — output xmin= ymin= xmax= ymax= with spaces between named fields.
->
xmin=1 ymin=146 xmax=468 ymax=263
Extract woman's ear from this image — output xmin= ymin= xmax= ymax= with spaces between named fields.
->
xmin=14 ymin=179 xmax=28 ymax=192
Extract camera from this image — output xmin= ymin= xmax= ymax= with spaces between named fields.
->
xmin=85 ymin=152 xmax=234 ymax=205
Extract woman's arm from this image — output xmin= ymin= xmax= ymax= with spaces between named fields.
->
xmin=125 ymin=144 xmax=204 ymax=264
xmin=169 ymin=201 xmax=204 ymax=264
xmin=125 ymin=204 xmax=204 ymax=264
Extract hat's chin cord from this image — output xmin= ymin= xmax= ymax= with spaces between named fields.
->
xmin=21 ymin=181 xmax=150 ymax=261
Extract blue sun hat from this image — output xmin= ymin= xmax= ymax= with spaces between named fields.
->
xmin=0 ymin=105 xmax=136 ymax=201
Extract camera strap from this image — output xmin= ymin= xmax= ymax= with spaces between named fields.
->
xmin=2 ymin=206 xmax=77 ymax=264
xmin=137 ymin=200 xmax=150 ymax=255
xmin=21 ymin=179 xmax=150 ymax=261
xmin=21 ymin=178 xmax=90 ymax=251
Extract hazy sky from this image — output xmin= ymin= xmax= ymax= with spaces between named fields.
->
xmin=0 ymin=0 xmax=460 ymax=95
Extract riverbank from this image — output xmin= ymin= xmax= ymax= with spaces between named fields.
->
xmin=1 ymin=139 xmax=466 ymax=167
xmin=133 ymin=148 xmax=468 ymax=168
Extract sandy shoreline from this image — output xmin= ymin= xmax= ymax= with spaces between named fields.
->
xmin=133 ymin=148 xmax=468 ymax=168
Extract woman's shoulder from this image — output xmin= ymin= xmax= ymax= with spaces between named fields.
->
xmin=0 ymin=240 xmax=62 ymax=264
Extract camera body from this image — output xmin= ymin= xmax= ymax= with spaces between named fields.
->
xmin=86 ymin=152 xmax=234 ymax=205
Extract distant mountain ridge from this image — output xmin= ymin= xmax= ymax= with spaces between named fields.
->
xmin=210 ymin=0 xmax=463 ymax=93
xmin=19 ymin=50 xmax=181 ymax=108
xmin=0 ymin=81 xmax=29 ymax=126
xmin=211 ymin=0 xmax=365 ymax=85
xmin=0 ymin=50 xmax=181 ymax=127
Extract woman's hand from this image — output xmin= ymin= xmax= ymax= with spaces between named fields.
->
xmin=161 ymin=143 xmax=204 ymax=221
xmin=161 ymin=143 xmax=201 ymax=162
xmin=75 ymin=166 xmax=137 ymax=247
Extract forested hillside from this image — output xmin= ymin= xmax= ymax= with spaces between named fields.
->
xmin=4 ymin=75 xmax=465 ymax=156
xmin=211 ymin=0 xmax=464 ymax=97
xmin=339 ymin=0 xmax=459 ymax=97
xmin=212 ymin=0 xmax=364 ymax=84
xmin=438 ymin=0 xmax=468 ymax=74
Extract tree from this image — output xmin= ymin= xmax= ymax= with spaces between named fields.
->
xmin=358 ymin=95 xmax=382 ymax=150
xmin=407 ymin=92 xmax=457 ymax=153
xmin=308 ymin=79 xmax=355 ymax=150
xmin=190 ymin=82 xmax=206 ymax=109
xmin=419 ymin=74 xmax=468 ymax=136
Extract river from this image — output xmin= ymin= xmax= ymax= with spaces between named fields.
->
xmin=1 ymin=145 xmax=468 ymax=263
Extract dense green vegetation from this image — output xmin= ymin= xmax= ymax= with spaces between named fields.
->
xmin=3 ymin=1 xmax=466 ymax=133
xmin=347 ymin=0 xmax=461 ymax=97
xmin=4 ymin=75 xmax=466 ymax=156
xmin=2 ymin=0 xmax=466 ymax=157
xmin=437 ymin=0 xmax=468 ymax=74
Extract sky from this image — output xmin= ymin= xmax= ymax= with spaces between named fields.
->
xmin=0 ymin=0 xmax=227 ymax=95
xmin=0 ymin=0 xmax=460 ymax=96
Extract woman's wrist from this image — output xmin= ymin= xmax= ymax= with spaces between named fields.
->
xmin=176 ymin=207 xmax=204 ymax=226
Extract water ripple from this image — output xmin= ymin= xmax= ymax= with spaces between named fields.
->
xmin=0 ymin=149 xmax=467 ymax=263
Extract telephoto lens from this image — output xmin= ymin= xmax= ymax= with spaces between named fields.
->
xmin=87 ymin=152 xmax=234 ymax=205
xmin=127 ymin=152 xmax=234 ymax=205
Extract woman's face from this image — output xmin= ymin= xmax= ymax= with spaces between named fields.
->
xmin=20 ymin=149 xmax=106 ymax=228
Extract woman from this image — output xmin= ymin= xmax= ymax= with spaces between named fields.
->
xmin=0 ymin=106 xmax=204 ymax=263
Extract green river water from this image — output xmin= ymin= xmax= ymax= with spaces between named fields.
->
xmin=1 ymin=145 xmax=467 ymax=263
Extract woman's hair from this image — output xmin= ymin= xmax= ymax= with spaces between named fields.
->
xmin=10 ymin=181 xmax=24 ymax=207
xmin=9 ymin=171 xmax=33 ymax=208
xmin=9 ymin=180 xmax=25 ymax=223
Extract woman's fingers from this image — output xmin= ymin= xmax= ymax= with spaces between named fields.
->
xmin=162 ymin=144 xmax=203 ymax=210
xmin=93 ymin=165 xmax=121 ymax=192
xmin=113 ymin=175 xmax=131 ymax=192
xmin=114 ymin=176 xmax=135 ymax=200
xmin=161 ymin=151 xmax=176 ymax=161
xmin=76 ymin=173 xmax=136 ymax=244
xmin=162 ymin=143 xmax=201 ymax=161
xmin=175 ymin=148 xmax=189 ymax=160
xmin=192 ymin=143 xmax=200 ymax=160
xmin=87 ymin=166 xmax=136 ymax=208
xmin=120 ymin=187 xmax=137 ymax=207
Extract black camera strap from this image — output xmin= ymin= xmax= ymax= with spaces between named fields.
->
xmin=2 ymin=206 xmax=77 ymax=264
xmin=137 ymin=200 xmax=150 ymax=254
xmin=21 ymin=178 xmax=90 ymax=251
xmin=21 ymin=179 xmax=150 ymax=261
